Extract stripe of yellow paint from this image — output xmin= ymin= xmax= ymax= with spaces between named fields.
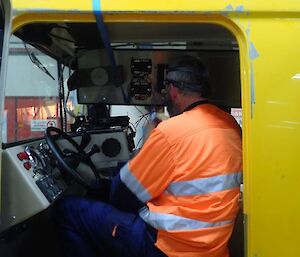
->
xmin=11 ymin=0 xmax=300 ymax=13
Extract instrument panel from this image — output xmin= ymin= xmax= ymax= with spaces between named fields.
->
xmin=0 ymin=128 xmax=130 ymax=232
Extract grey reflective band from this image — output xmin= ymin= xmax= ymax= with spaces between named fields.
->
xmin=139 ymin=207 xmax=232 ymax=231
xmin=165 ymin=172 xmax=242 ymax=196
xmin=120 ymin=163 xmax=152 ymax=202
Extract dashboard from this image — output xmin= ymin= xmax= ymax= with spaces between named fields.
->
xmin=0 ymin=128 xmax=130 ymax=232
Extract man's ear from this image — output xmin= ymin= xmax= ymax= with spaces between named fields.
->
xmin=169 ymin=85 xmax=179 ymax=101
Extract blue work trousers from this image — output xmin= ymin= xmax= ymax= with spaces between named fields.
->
xmin=56 ymin=196 xmax=167 ymax=257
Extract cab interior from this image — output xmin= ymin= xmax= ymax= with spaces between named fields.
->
xmin=0 ymin=20 xmax=243 ymax=257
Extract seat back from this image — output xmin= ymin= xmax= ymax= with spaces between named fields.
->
xmin=228 ymin=209 xmax=244 ymax=257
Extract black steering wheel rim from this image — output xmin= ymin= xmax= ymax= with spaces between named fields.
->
xmin=45 ymin=127 xmax=99 ymax=189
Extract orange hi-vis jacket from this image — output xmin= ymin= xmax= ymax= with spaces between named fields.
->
xmin=120 ymin=103 xmax=242 ymax=257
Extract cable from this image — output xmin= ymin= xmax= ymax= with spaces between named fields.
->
xmin=135 ymin=112 xmax=150 ymax=128
xmin=129 ymin=122 xmax=137 ymax=133
xmin=135 ymin=106 xmax=150 ymax=122
xmin=135 ymin=135 xmax=144 ymax=149
xmin=57 ymin=63 xmax=67 ymax=131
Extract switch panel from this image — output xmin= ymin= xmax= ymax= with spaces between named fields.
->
xmin=36 ymin=175 xmax=63 ymax=202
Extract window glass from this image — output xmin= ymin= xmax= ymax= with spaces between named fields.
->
xmin=3 ymin=36 xmax=60 ymax=143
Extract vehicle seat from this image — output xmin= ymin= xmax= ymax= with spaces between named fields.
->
xmin=228 ymin=208 xmax=244 ymax=257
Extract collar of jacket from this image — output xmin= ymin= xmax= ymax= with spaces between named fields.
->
xmin=183 ymin=100 xmax=209 ymax=113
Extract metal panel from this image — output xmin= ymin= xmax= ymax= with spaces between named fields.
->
xmin=0 ymin=144 xmax=50 ymax=232
xmin=6 ymin=1 xmax=300 ymax=256
xmin=10 ymin=0 xmax=300 ymax=13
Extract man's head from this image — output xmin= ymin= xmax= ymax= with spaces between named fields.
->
xmin=165 ymin=56 xmax=211 ymax=116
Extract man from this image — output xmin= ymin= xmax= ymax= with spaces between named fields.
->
xmin=56 ymin=56 xmax=242 ymax=257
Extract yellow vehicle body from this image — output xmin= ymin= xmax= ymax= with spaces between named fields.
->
xmin=1 ymin=1 xmax=300 ymax=256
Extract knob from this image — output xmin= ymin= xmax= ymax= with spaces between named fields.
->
xmin=101 ymin=138 xmax=121 ymax=158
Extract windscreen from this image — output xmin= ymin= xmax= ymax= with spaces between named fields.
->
xmin=2 ymin=36 xmax=70 ymax=143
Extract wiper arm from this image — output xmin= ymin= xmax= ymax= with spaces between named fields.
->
xmin=24 ymin=42 xmax=56 ymax=81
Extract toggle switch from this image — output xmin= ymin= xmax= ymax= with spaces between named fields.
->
xmin=23 ymin=162 xmax=32 ymax=170
xmin=17 ymin=152 xmax=29 ymax=161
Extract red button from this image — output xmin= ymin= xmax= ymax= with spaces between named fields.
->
xmin=17 ymin=152 xmax=29 ymax=161
xmin=23 ymin=162 xmax=32 ymax=170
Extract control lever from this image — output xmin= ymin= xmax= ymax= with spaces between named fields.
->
xmin=80 ymin=131 xmax=91 ymax=149
xmin=86 ymin=144 xmax=101 ymax=159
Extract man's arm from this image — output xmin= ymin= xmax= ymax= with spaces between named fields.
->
xmin=108 ymin=127 xmax=175 ymax=213
xmin=109 ymin=172 xmax=144 ymax=213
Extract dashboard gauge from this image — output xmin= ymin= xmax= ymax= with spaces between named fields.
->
xmin=91 ymin=67 xmax=109 ymax=86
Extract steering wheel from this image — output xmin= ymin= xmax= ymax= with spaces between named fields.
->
xmin=45 ymin=127 xmax=100 ymax=190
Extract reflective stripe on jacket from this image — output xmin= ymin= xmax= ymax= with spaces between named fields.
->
xmin=120 ymin=104 xmax=242 ymax=257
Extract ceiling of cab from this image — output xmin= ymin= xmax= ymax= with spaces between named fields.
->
xmin=15 ymin=22 xmax=237 ymax=66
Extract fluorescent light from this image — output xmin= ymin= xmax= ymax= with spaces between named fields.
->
xmin=292 ymin=73 xmax=300 ymax=79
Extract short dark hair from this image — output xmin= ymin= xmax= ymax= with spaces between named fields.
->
xmin=166 ymin=56 xmax=211 ymax=97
